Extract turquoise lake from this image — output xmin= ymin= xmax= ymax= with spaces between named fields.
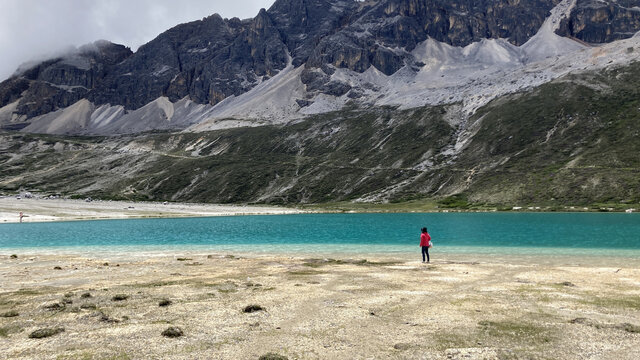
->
xmin=1 ymin=213 xmax=639 ymax=256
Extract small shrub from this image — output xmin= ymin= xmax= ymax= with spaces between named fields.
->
xmin=53 ymin=266 xmax=62 ymax=270
xmin=158 ymin=299 xmax=173 ymax=307
xmin=80 ymin=292 xmax=92 ymax=298
xmin=61 ymin=298 xmax=73 ymax=305
xmin=393 ymin=343 xmax=411 ymax=350
xmin=243 ymin=305 xmax=264 ymax=313
xmin=99 ymin=312 xmax=120 ymax=323
xmin=29 ymin=327 xmax=65 ymax=339
xmin=438 ymin=194 xmax=470 ymax=209
xmin=111 ymin=294 xmax=129 ymax=301
xmin=617 ymin=323 xmax=640 ymax=333
xmin=259 ymin=353 xmax=288 ymax=360
xmin=0 ymin=310 xmax=19 ymax=318
xmin=10 ymin=254 xmax=17 ymax=259
xmin=80 ymin=304 xmax=97 ymax=310
xmin=161 ymin=326 xmax=183 ymax=338
xmin=64 ymin=292 xmax=74 ymax=298
xmin=176 ymin=258 xmax=191 ymax=261
xmin=44 ymin=303 xmax=65 ymax=311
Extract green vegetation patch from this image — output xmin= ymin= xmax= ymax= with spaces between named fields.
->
xmin=0 ymin=324 xmax=22 ymax=337
xmin=438 ymin=194 xmax=471 ymax=209
xmin=259 ymin=353 xmax=288 ymax=360
xmin=29 ymin=327 xmax=65 ymax=339
xmin=580 ymin=294 xmax=640 ymax=310
xmin=478 ymin=320 xmax=553 ymax=344
xmin=0 ymin=310 xmax=19 ymax=317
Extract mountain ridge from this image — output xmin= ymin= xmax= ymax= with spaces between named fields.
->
xmin=1 ymin=0 xmax=639 ymax=136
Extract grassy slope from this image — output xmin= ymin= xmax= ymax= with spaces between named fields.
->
xmin=456 ymin=62 xmax=640 ymax=207
xmin=0 ymin=62 xmax=639 ymax=209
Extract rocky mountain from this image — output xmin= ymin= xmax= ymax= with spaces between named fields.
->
xmin=1 ymin=0 xmax=639 ymax=135
xmin=0 ymin=0 xmax=639 ymax=207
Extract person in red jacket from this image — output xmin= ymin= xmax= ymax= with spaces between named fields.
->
xmin=420 ymin=227 xmax=432 ymax=263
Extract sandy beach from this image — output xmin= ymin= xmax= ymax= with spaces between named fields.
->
xmin=0 ymin=251 xmax=638 ymax=360
xmin=0 ymin=197 xmax=306 ymax=223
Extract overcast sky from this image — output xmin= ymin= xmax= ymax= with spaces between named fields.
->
xmin=0 ymin=0 xmax=275 ymax=81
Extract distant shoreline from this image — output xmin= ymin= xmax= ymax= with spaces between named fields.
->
xmin=1 ymin=196 xmax=637 ymax=224
xmin=0 ymin=197 xmax=307 ymax=224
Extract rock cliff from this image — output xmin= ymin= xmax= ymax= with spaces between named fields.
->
xmin=0 ymin=0 xmax=639 ymax=135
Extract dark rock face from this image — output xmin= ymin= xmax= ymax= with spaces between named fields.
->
xmin=0 ymin=41 xmax=132 ymax=118
xmin=2 ymin=0 xmax=640 ymax=128
xmin=267 ymin=0 xmax=358 ymax=67
xmin=91 ymin=11 xmax=290 ymax=109
xmin=556 ymin=0 xmax=640 ymax=43
xmin=306 ymin=0 xmax=561 ymax=76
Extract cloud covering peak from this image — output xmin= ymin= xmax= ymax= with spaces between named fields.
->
xmin=0 ymin=0 xmax=274 ymax=81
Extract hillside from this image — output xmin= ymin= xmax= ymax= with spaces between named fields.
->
xmin=2 ymin=61 xmax=639 ymax=208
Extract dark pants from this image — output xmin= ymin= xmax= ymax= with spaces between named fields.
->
xmin=421 ymin=246 xmax=430 ymax=262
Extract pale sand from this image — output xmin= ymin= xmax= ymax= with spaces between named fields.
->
xmin=0 ymin=197 xmax=306 ymax=223
xmin=0 ymin=251 xmax=638 ymax=359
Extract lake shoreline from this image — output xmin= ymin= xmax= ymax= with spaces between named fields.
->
xmin=0 ymin=197 xmax=307 ymax=224
xmin=2 ymin=197 xmax=638 ymax=224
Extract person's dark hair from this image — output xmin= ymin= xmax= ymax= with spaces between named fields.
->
xmin=421 ymin=227 xmax=427 ymax=233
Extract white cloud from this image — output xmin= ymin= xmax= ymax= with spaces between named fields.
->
xmin=0 ymin=0 xmax=275 ymax=81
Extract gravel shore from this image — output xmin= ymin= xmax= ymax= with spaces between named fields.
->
xmin=0 ymin=197 xmax=305 ymax=223
xmin=0 ymin=251 xmax=638 ymax=359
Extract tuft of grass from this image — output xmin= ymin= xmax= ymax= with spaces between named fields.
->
xmin=99 ymin=312 xmax=120 ymax=323
xmin=10 ymin=254 xmax=17 ymax=259
xmin=44 ymin=302 xmax=65 ymax=311
xmin=616 ymin=323 xmax=640 ymax=333
xmin=176 ymin=258 xmax=192 ymax=261
xmin=158 ymin=299 xmax=172 ymax=307
xmin=288 ymin=270 xmax=323 ymax=276
xmin=0 ymin=325 xmax=21 ymax=337
xmin=259 ymin=353 xmax=288 ymax=360
xmin=432 ymin=331 xmax=476 ymax=351
xmin=243 ymin=304 xmax=264 ymax=313
xmin=478 ymin=320 xmax=553 ymax=344
xmin=80 ymin=303 xmax=97 ymax=310
xmin=581 ymin=295 xmax=640 ymax=310
xmin=0 ymin=310 xmax=19 ymax=317
xmin=80 ymin=292 xmax=92 ymax=298
xmin=29 ymin=327 xmax=65 ymax=339
xmin=111 ymin=294 xmax=129 ymax=301
xmin=161 ymin=326 xmax=183 ymax=338
xmin=14 ymin=288 xmax=41 ymax=296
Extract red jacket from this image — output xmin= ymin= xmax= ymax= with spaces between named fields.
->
xmin=420 ymin=232 xmax=431 ymax=247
